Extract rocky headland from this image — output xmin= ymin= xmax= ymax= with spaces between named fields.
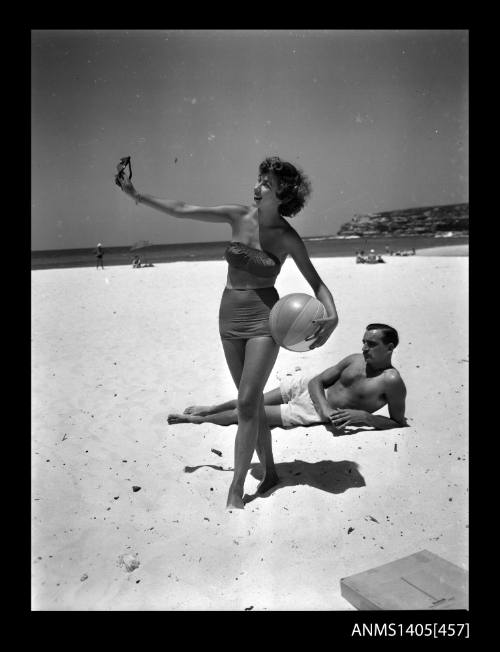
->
xmin=337 ymin=203 xmax=468 ymax=238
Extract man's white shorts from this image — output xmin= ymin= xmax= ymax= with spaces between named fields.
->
xmin=279 ymin=374 xmax=324 ymax=428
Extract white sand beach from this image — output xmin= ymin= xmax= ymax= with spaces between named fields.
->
xmin=31 ymin=253 xmax=468 ymax=610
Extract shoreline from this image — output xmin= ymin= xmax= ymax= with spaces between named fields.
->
xmin=31 ymin=238 xmax=469 ymax=272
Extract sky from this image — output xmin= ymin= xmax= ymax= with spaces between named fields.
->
xmin=31 ymin=29 xmax=468 ymax=251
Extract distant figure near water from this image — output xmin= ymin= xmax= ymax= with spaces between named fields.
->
xmin=95 ymin=243 xmax=104 ymax=269
xmin=131 ymin=255 xmax=154 ymax=268
xmin=355 ymin=249 xmax=385 ymax=264
xmin=394 ymin=248 xmax=416 ymax=257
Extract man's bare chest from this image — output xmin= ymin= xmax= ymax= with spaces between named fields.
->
xmin=338 ymin=369 xmax=385 ymax=400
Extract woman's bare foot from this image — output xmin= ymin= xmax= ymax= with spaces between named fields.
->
xmin=226 ymin=487 xmax=245 ymax=510
xmin=257 ymin=472 xmax=280 ymax=495
xmin=183 ymin=405 xmax=213 ymax=416
xmin=167 ymin=413 xmax=204 ymax=424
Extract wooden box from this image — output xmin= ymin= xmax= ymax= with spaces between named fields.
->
xmin=340 ymin=550 xmax=468 ymax=610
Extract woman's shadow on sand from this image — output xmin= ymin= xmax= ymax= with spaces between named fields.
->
xmin=184 ymin=458 xmax=365 ymax=504
xmin=245 ymin=459 xmax=365 ymax=503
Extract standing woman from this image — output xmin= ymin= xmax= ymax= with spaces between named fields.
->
xmin=115 ymin=156 xmax=339 ymax=509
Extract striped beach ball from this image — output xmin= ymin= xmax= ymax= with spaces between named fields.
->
xmin=269 ymin=293 xmax=327 ymax=351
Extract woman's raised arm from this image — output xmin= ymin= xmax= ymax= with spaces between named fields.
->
xmin=136 ymin=196 xmax=246 ymax=224
xmin=115 ymin=165 xmax=246 ymax=224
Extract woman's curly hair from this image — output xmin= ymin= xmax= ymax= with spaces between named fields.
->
xmin=258 ymin=156 xmax=312 ymax=217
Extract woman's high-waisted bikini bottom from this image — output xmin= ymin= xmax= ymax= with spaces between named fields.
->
xmin=219 ymin=287 xmax=279 ymax=340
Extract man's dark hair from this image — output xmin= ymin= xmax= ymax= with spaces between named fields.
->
xmin=366 ymin=323 xmax=399 ymax=348
xmin=259 ymin=156 xmax=312 ymax=217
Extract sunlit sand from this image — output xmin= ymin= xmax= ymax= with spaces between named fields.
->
xmin=32 ymin=254 xmax=468 ymax=610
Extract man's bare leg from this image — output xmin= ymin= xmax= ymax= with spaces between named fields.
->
xmin=167 ymin=403 xmax=284 ymax=429
xmin=183 ymin=387 xmax=284 ymax=417
xmin=183 ymin=398 xmax=237 ymax=417
xmin=167 ymin=409 xmax=238 ymax=426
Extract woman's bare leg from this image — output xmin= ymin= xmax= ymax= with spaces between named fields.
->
xmin=254 ymin=398 xmax=281 ymax=493
xmin=223 ymin=336 xmax=280 ymax=509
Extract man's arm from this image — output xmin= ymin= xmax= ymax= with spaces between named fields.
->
xmin=307 ymin=356 xmax=355 ymax=422
xmin=330 ymin=370 xmax=408 ymax=430
xmin=368 ymin=370 xmax=407 ymax=429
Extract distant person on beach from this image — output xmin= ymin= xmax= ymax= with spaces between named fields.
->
xmin=357 ymin=249 xmax=385 ymax=264
xmin=115 ymin=155 xmax=339 ymax=510
xmin=132 ymin=255 xmax=141 ymax=268
xmin=95 ymin=243 xmax=104 ymax=269
xmin=168 ymin=324 xmax=407 ymax=437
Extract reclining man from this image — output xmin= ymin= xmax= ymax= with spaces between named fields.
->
xmin=168 ymin=323 xmax=408 ymax=434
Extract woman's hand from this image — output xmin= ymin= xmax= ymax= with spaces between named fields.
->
xmin=115 ymin=159 xmax=139 ymax=201
xmin=306 ymin=316 xmax=338 ymax=349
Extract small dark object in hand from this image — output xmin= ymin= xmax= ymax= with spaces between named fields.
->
xmin=115 ymin=156 xmax=132 ymax=186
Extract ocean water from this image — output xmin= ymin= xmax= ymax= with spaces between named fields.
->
xmin=31 ymin=235 xmax=469 ymax=271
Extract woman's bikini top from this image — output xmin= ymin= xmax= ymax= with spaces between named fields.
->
xmin=224 ymin=241 xmax=282 ymax=278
